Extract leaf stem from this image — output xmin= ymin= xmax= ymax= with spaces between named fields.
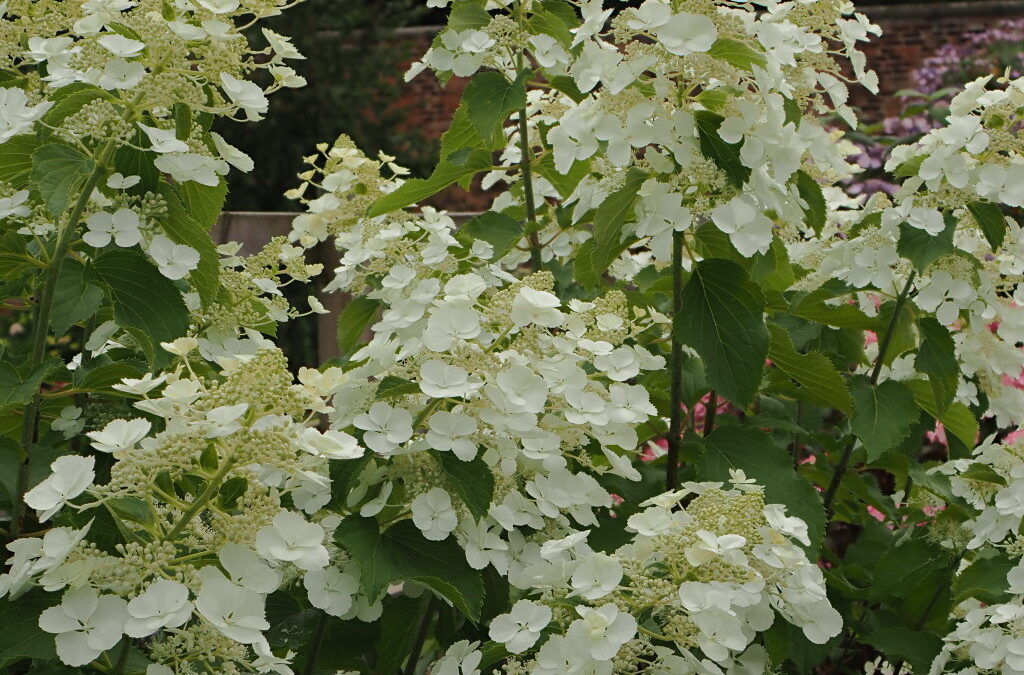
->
xmin=822 ymin=271 xmax=917 ymax=515
xmin=666 ymin=230 xmax=685 ymax=490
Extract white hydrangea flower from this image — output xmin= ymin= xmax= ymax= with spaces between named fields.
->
xmin=85 ymin=417 xmax=151 ymax=454
xmin=38 ymin=588 xmax=128 ymax=667
xmin=489 ymin=599 xmax=552 ymax=653
xmin=24 ymin=455 xmax=95 ymax=522
xmin=255 ymin=511 xmax=329 ymax=571
xmin=124 ymin=579 xmax=192 ymax=637
xmin=411 ymin=488 xmax=458 ymax=541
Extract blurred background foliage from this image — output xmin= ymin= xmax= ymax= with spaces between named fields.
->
xmin=220 ymin=0 xmax=434 ymax=212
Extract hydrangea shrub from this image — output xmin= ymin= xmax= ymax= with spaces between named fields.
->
xmin=4 ymin=1 xmax=1024 ymax=674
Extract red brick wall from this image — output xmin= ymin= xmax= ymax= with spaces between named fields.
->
xmin=852 ymin=1 xmax=1024 ymax=120
xmin=391 ymin=1 xmax=1024 ymax=209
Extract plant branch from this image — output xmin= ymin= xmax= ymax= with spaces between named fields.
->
xmin=302 ymin=612 xmax=329 ymax=675
xmin=703 ymin=390 xmax=717 ymax=437
xmin=11 ymin=140 xmax=119 ymax=538
xmin=666 ymin=230 xmax=685 ymax=490
xmin=402 ymin=596 xmax=437 ymax=675
xmin=822 ymin=271 xmax=917 ymax=515
xmin=163 ymin=450 xmax=236 ymax=541
xmin=518 ymin=107 xmax=543 ymax=271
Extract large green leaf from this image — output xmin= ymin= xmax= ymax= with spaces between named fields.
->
xmin=0 ymin=358 xmax=60 ymax=412
xmin=92 ymin=247 xmax=190 ymax=349
xmin=677 ymin=259 xmax=768 ymax=407
xmin=337 ymin=297 xmax=381 ymax=358
xmin=850 ymin=376 xmax=917 ymax=462
xmin=431 ymin=450 xmax=494 ymax=520
xmin=334 ymin=518 xmax=484 ymax=622
xmin=0 ymin=590 xmax=58 ymax=665
xmin=179 ymin=177 xmax=228 ymax=228
xmin=464 ymin=211 xmax=523 ymax=261
xmin=0 ymin=135 xmax=39 ymax=188
xmin=869 ymin=538 xmax=947 ymax=601
xmin=464 ymin=70 xmax=527 ymax=145
xmin=374 ymin=596 xmax=428 ymax=675
xmin=952 ymin=554 xmax=1014 ymax=605
xmin=697 ymin=426 xmax=825 ymax=552
xmin=897 ymin=217 xmax=955 ymax=273
xmin=158 ymin=182 xmax=221 ymax=306
xmin=694 ymin=111 xmax=750 ymax=188
xmin=706 ymin=37 xmax=767 ymax=71
xmin=40 ymin=83 xmax=112 ymax=132
xmin=863 ymin=625 xmax=943 ymax=675
xmin=31 ymin=143 xmax=95 ymax=216
xmin=766 ymin=323 xmax=852 ymax=413
xmin=589 ymin=168 xmax=648 ymax=279
xmin=915 ymin=317 xmax=958 ymax=413
xmin=50 ymin=259 xmax=104 ymax=335
xmin=367 ymin=150 xmax=493 ymax=217
xmin=906 ymin=378 xmax=978 ymax=448
xmin=967 ymin=200 xmax=1007 ymax=251
xmin=795 ymin=170 xmax=826 ymax=236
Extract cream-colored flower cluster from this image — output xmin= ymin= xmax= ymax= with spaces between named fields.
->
xmin=2 ymin=345 xmax=349 ymax=673
xmin=489 ymin=475 xmax=838 ymax=673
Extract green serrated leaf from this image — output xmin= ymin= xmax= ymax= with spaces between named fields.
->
xmin=863 ymin=626 xmax=943 ymax=675
xmin=157 ymin=182 xmax=221 ymax=307
xmin=677 ymin=259 xmax=768 ymax=407
xmin=906 ymin=378 xmax=978 ymax=448
xmin=31 ymin=143 xmax=95 ymax=216
xmin=915 ymin=317 xmax=958 ymax=413
xmin=697 ymin=426 xmax=825 ymax=552
xmin=0 ymin=135 xmax=39 ymax=188
xmin=92 ymin=247 xmax=190 ymax=347
xmin=367 ymin=150 xmax=493 ymax=217
xmin=0 ymin=589 xmax=59 ymax=663
xmin=953 ymin=554 xmax=1014 ymax=605
xmin=374 ymin=596 xmax=427 ymax=675
xmin=73 ymin=361 xmax=145 ymax=391
xmin=40 ymin=83 xmax=112 ymax=133
xmin=464 ymin=70 xmax=527 ymax=145
xmin=464 ymin=211 xmax=523 ymax=261
xmin=447 ymin=0 xmax=491 ymax=32
xmin=868 ymin=538 xmax=947 ymax=601
xmin=795 ymin=170 xmax=826 ymax=236
xmin=0 ymin=358 xmax=60 ymax=412
xmin=337 ymin=297 xmax=381 ymax=358
xmin=334 ymin=518 xmax=484 ymax=622
xmin=850 ymin=376 xmax=917 ymax=462
xmin=589 ymin=168 xmax=648 ymax=280
xmin=960 ymin=462 xmax=1007 ymax=486
xmin=707 ymin=37 xmax=767 ymax=71
xmin=376 ymin=376 xmax=421 ymax=399
xmin=535 ymin=154 xmax=590 ymax=200
xmin=694 ymin=111 xmax=750 ymax=188
xmin=178 ymin=178 xmax=228 ymax=228
xmin=897 ymin=216 xmax=956 ymax=273
xmin=527 ymin=7 xmax=574 ymax=47
xmin=51 ymin=259 xmax=104 ymax=335
xmin=431 ymin=450 xmax=493 ymax=520
xmin=767 ymin=324 xmax=852 ymax=413
xmin=967 ymin=200 xmax=1007 ymax=251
